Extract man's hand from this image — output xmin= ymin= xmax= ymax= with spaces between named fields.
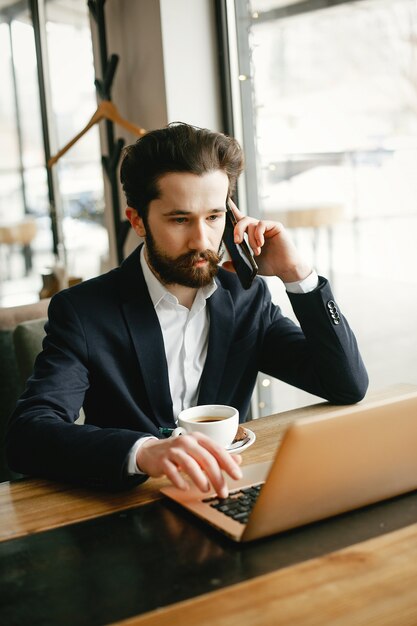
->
xmin=224 ymin=200 xmax=312 ymax=283
xmin=136 ymin=432 xmax=243 ymax=498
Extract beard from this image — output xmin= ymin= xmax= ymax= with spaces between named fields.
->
xmin=144 ymin=228 xmax=224 ymax=288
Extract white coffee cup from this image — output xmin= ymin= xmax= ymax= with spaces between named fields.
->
xmin=172 ymin=404 xmax=239 ymax=448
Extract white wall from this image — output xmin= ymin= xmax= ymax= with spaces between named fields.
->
xmin=159 ymin=0 xmax=222 ymax=130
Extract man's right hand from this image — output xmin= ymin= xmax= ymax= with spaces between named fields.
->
xmin=136 ymin=432 xmax=243 ymax=498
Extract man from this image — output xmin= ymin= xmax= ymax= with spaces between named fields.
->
xmin=6 ymin=123 xmax=368 ymax=496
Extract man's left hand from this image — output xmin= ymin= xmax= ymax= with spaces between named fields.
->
xmin=226 ymin=200 xmax=312 ymax=283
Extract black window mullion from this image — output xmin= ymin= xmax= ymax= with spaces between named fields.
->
xmin=29 ymin=0 xmax=62 ymax=258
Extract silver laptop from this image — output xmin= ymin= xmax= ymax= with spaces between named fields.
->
xmin=161 ymin=391 xmax=417 ymax=542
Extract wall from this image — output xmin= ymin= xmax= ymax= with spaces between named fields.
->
xmin=159 ymin=0 xmax=222 ymax=130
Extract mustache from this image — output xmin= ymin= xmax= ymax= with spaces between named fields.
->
xmin=174 ymin=249 xmax=222 ymax=269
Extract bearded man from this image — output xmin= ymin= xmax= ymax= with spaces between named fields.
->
xmin=6 ymin=122 xmax=368 ymax=495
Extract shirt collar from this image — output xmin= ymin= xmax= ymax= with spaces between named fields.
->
xmin=140 ymin=245 xmax=217 ymax=309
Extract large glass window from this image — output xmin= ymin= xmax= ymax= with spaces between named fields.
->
xmin=0 ymin=22 xmax=20 ymax=216
xmin=0 ymin=0 xmax=107 ymax=306
xmin=45 ymin=0 xmax=107 ymax=280
xmin=231 ymin=0 xmax=417 ymax=414
xmin=0 ymin=5 xmax=49 ymax=304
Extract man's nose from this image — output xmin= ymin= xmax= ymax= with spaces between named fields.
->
xmin=188 ymin=221 xmax=210 ymax=251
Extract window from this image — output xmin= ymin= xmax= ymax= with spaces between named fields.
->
xmin=229 ymin=0 xmax=417 ymax=414
xmin=0 ymin=8 xmax=49 ymax=303
xmin=0 ymin=0 xmax=107 ymax=306
xmin=45 ymin=0 xmax=107 ymax=280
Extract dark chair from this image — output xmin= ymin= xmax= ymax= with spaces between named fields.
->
xmin=13 ymin=318 xmax=47 ymax=387
xmin=0 ymin=300 xmax=50 ymax=482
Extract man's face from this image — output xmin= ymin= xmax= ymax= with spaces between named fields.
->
xmin=127 ymin=170 xmax=228 ymax=288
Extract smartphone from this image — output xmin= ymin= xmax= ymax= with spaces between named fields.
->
xmin=222 ymin=201 xmax=258 ymax=289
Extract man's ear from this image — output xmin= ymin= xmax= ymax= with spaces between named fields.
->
xmin=125 ymin=207 xmax=146 ymax=238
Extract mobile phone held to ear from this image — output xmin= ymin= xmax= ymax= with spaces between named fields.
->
xmin=222 ymin=202 xmax=258 ymax=289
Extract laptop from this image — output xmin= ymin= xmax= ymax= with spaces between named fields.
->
xmin=161 ymin=391 xmax=417 ymax=542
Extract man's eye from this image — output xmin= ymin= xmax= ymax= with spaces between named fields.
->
xmin=207 ymin=214 xmax=221 ymax=221
xmin=173 ymin=217 xmax=187 ymax=224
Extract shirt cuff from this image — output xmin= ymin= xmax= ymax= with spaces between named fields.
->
xmin=127 ymin=436 xmax=158 ymax=475
xmin=284 ymin=269 xmax=319 ymax=294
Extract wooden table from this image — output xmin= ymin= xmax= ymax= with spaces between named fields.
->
xmin=1 ymin=384 xmax=416 ymax=625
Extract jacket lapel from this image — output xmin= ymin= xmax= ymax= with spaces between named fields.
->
xmin=118 ymin=247 xmax=175 ymax=428
xmin=117 ymin=247 xmax=235 ymax=420
xmin=198 ymin=283 xmax=235 ymax=405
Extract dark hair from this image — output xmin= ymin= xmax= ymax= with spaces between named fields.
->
xmin=120 ymin=122 xmax=244 ymax=218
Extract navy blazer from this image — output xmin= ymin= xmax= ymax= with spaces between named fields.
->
xmin=6 ymin=245 xmax=368 ymax=489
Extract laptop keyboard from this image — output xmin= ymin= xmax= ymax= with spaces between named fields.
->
xmin=202 ymin=483 xmax=264 ymax=525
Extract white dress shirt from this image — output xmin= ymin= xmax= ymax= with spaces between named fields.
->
xmin=127 ymin=249 xmax=319 ymax=474
xmin=140 ymin=246 xmax=217 ymax=420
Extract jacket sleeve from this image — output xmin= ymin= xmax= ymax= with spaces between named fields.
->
xmin=6 ymin=292 xmax=148 ymax=490
xmin=259 ymin=277 xmax=369 ymax=405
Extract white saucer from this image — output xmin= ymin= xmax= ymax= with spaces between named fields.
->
xmin=226 ymin=428 xmax=256 ymax=454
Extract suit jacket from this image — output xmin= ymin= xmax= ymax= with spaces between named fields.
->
xmin=6 ymin=245 xmax=368 ymax=489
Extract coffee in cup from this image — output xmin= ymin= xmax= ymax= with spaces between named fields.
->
xmin=173 ymin=404 xmax=239 ymax=448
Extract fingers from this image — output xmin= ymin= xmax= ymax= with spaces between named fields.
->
xmin=233 ymin=217 xmax=280 ymax=256
xmin=193 ymin=433 xmax=242 ymax=481
xmin=227 ymin=198 xmax=243 ymax=219
xmin=140 ymin=433 xmax=243 ymax=498
xmin=246 ymin=221 xmax=264 ymax=255
xmin=227 ymin=200 xmax=311 ymax=281
xmin=169 ymin=445 xmax=215 ymax=494
xmin=173 ymin=433 xmax=242 ymax=499
xmin=162 ymin=458 xmax=190 ymax=491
